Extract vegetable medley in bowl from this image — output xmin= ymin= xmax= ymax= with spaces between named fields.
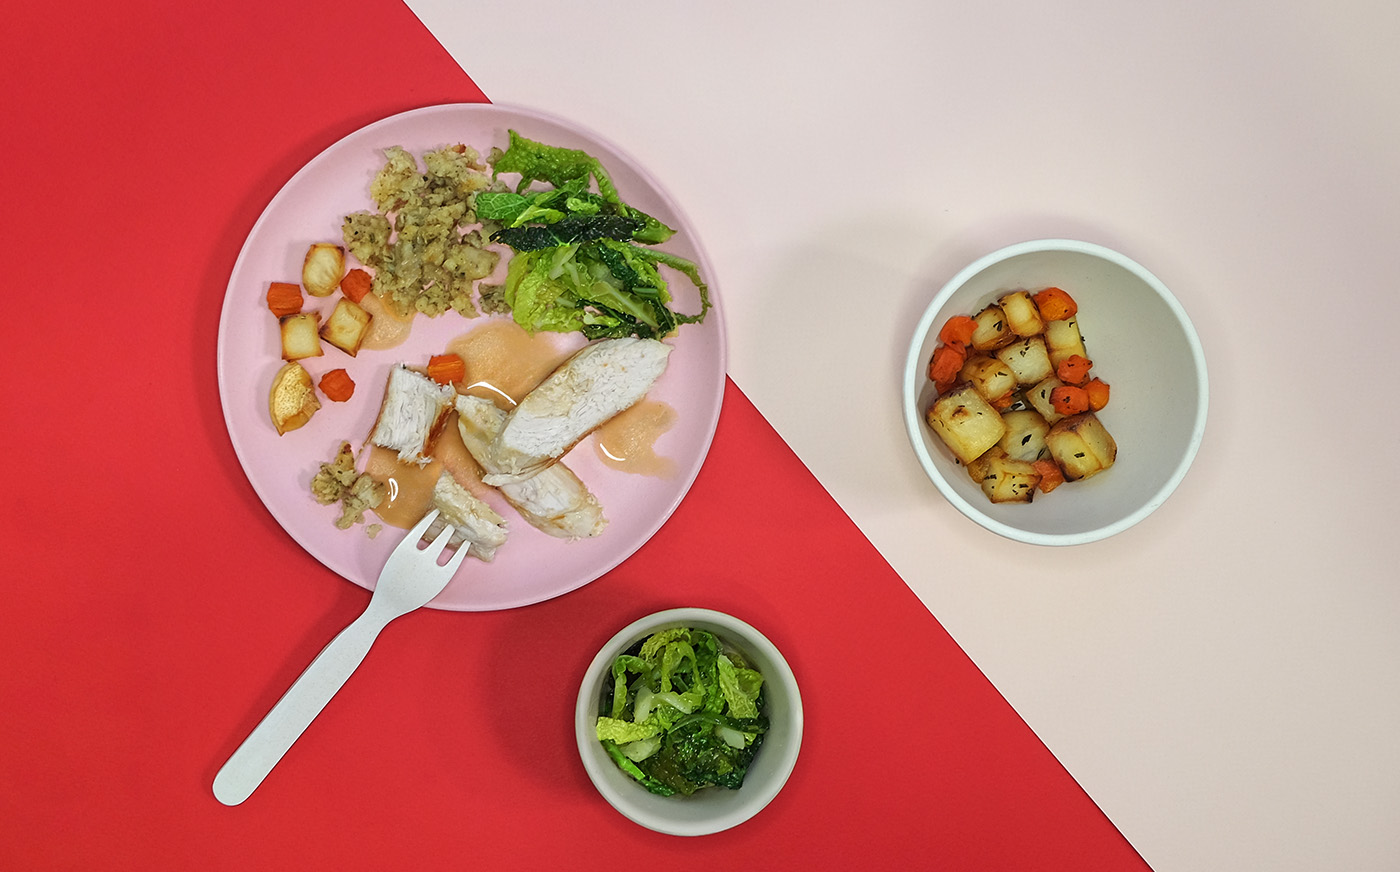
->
xmin=923 ymin=284 xmax=1118 ymax=504
xmin=902 ymin=239 xmax=1208 ymax=546
xmin=576 ymin=608 xmax=803 ymax=835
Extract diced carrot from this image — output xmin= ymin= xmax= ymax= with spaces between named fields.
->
xmin=1049 ymin=384 xmax=1090 ymax=415
xmin=928 ymin=343 xmax=967 ymax=392
xmin=427 ymin=353 xmax=466 ymax=386
xmin=990 ymin=392 xmax=1016 ymax=410
xmin=319 ymin=368 xmax=355 ymax=402
xmin=1033 ymin=286 xmax=1078 ymax=321
xmin=266 ymin=281 xmax=303 ymax=317
xmin=938 ymin=314 xmax=977 ymax=347
xmin=1055 ymin=354 xmax=1093 ymax=385
xmin=1032 ymin=459 xmax=1065 ymax=493
xmin=340 ymin=268 xmax=372 ymax=303
xmin=1084 ymin=377 xmax=1111 ymax=411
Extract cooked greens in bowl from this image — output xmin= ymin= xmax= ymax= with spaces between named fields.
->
xmin=596 ymin=626 xmax=769 ymax=796
xmin=575 ymin=608 xmax=802 ymax=835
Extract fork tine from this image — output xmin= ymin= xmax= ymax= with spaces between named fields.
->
xmin=406 ymin=508 xmax=470 ymax=573
xmin=441 ymin=540 xmax=471 ymax=574
xmin=424 ymin=517 xmax=455 ymax=552
xmin=406 ymin=508 xmax=443 ymax=541
xmin=421 ymin=517 xmax=474 ymax=571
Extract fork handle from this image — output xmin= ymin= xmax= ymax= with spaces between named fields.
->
xmin=212 ymin=603 xmax=396 ymax=805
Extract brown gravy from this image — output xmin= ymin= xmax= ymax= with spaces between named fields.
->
xmin=444 ymin=320 xmax=573 ymax=408
xmin=594 ymin=400 xmax=677 ymax=478
xmin=364 ymin=408 xmax=489 ymax=529
xmin=356 ymin=292 xmax=414 ymax=351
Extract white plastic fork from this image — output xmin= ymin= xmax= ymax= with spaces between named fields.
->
xmin=212 ymin=509 xmax=469 ymax=806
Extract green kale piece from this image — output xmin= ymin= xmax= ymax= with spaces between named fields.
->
xmin=665 ymin=714 xmax=764 ymax=792
xmin=491 ymin=214 xmax=644 ymax=251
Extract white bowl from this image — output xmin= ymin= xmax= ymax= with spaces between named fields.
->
xmin=575 ymin=608 xmax=803 ymax=835
xmin=902 ymin=239 xmax=1208 ymax=546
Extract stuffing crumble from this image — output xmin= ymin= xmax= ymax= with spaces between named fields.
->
xmin=342 ymin=144 xmax=509 ymax=320
xmin=310 ymin=442 xmax=386 ymax=530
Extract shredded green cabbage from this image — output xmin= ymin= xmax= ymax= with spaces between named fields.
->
xmin=596 ymin=627 xmax=767 ymax=796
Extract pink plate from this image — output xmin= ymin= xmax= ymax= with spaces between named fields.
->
xmin=216 ymin=103 xmax=726 ymax=610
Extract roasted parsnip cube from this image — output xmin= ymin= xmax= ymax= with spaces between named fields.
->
xmin=1045 ymin=413 xmax=1117 ymax=481
xmin=998 ymin=290 xmax=1045 ymax=337
xmin=1026 ymin=376 xmax=1067 ymax=424
xmin=980 ymin=453 xmax=1041 ymax=503
xmin=1073 ymin=413 xmax=1118 ymax=467
xmin=320 ymin=298 xmax=372 ymax=356
xmin=995 ymin=336 xmax=1055 ymax=385
xmin=279 ymin=312 xmax=323 ymax=360
xmin=926 ymin=384 xmax=1007 ymax=465
xmin=965 ymin=445 xmax=1006 ymax=484
xmin=970 ymin=304 xmax=1015 ymax=351
xmin=998 ymin=409 xmax=1051 ymax=462
xmin=958 ymin=355 xmax=1017 ymax=404
xmin=1044 ymin=316 xmax=1088 ymax=368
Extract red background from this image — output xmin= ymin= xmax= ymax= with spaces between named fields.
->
xmin=1 ymin=0 xmax=1147 ymax=868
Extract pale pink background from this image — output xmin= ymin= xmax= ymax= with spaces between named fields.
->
xmin=403 ymin=2 xmax=1400 ymax=868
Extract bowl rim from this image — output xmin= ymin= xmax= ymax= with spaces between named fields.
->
xmin=900 ymin=238 xmax=1209 ymax=546
xmin=574 ymin=607 xmax=804 ymax=836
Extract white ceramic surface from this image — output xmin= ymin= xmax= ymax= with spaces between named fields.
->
xmin=575 ymin=608 xmax=803 ymax=836
xmin=903 ymin=239 xmax=1208 ymax=546
xmin=216 ymin=103 xmax=725 ymax=611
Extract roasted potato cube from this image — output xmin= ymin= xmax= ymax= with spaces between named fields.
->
xmin=995 ymin=336 xmax=1055 ymax=385
xmin=926 ymin=385 xmax=1007 ymax=465
xmin=980 ymin=452 xmax=1041 ymax=503
xmin=965 ymin=445 xmax=1006 ymax=484
xmin=970 ymin=304 xmax=1015 ymax=351
xmin=958 ymin=355 xmax=1017 ymax=404
xmin=998 ymin=290 xmax=1045 ymax=337
xmin=1044 ymin=316 xmax=1088 ymax=368
xmin=1026 ymin=376 xmax=1067 ymax=424
xmin=320 ymin=298 xmax=372 ymax=356
xmin=269 ymin=361 xmax=321 ymax=435
xmin=1045 ymin=413 xmax=1118 ymax=481
xmin=998 ymin=409 xmax=1051 ymax=462
xmin=279 ymin=312 xmax=323 ymax=360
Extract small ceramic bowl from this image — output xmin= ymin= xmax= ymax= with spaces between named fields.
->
xmin=902 ymin=239 xmax=1208 ymax=545
xmin=575 ymin=608 xmax=803 ymax=835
